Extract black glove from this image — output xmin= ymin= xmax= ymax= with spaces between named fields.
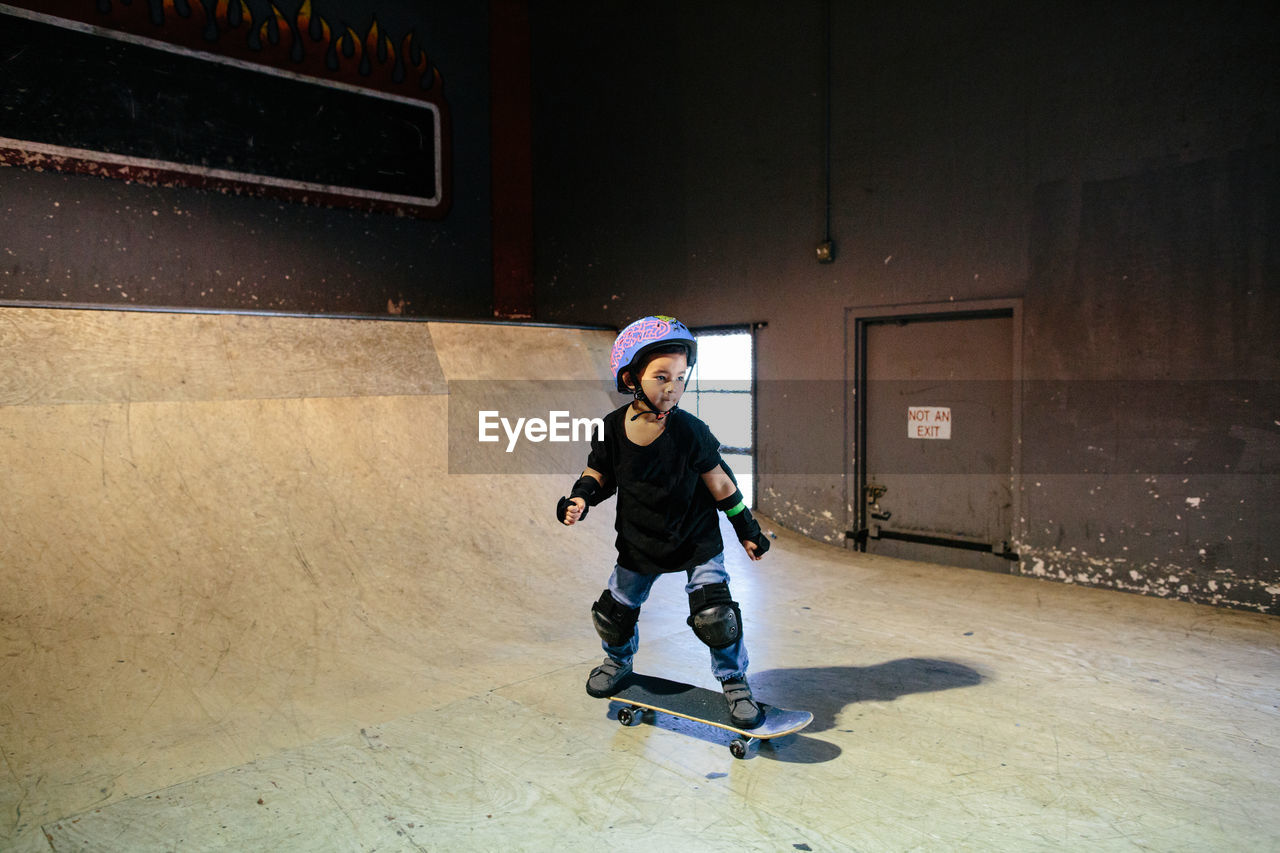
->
xmin=717 ymin=489 xmax=770 ymax=555
xmin=729 ymin=505 xmax=771 ymax=555
xmin=557 ymin=494 xmax=586 ymax=523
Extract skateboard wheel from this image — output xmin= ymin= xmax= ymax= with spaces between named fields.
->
xmin=617 ymin=707 xmax=639 ymax=727
xmin=729 ymin=739 xmax=748 ymax=759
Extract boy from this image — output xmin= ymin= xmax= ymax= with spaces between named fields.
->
xmin=557 ymin=315 xmax=771 ymax=728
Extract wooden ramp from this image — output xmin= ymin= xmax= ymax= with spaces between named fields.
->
xmin=0 ymin=307 xmax=620 ymax=850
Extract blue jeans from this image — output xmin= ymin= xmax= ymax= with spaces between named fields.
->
xmin=602 ymin=551 xmax=750 ymax=682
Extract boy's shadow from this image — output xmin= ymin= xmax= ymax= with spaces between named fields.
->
xmin=753 ymin=659 xmax=984 ymax=735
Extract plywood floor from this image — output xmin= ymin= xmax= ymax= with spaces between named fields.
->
xmin=1 ymin=308 xmax=1277 ymax=852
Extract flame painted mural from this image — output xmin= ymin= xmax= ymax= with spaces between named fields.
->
xmin=0 ymin=1 xmax=452 ymax=217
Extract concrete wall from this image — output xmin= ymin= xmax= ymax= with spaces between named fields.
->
xmin=531 ymin=1 xmax=1279 ymax=612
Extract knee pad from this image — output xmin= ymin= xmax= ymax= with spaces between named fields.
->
xmin=686 ymin=582 xmax=742 ymax=649
xmin=591 ymin=590 xmax=639 ymax=646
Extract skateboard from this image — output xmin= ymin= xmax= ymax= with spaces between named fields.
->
xmin=604 ymin=672 xmax=813 ymax=759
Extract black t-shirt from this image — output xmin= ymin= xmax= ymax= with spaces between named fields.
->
xmin=587 ymin=404 xmax=727 ymax=575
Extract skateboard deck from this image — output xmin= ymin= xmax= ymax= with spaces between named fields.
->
xmin=605 ymin=672 xmax=813 ymax=758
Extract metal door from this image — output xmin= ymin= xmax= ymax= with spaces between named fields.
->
xmin=853 ymin=307 xmax=1018 ymax=570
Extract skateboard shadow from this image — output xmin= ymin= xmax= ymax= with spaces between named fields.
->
xmin=605 ymin=702 xmax=844 ymax=765
xmin=750 ymin=659 xmax=984 ymax=734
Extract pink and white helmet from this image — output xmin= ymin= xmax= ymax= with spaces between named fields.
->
xmin=610 ymin=315 xmax=697 ymax=392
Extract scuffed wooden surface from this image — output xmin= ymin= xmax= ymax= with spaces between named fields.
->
xmin=1 ymin=308 xmax=1277 ymax=852
xmin=0 ymin=308 xmax=620 ymax=851
xmin=426 ymin=320 xmax=614 ymax=381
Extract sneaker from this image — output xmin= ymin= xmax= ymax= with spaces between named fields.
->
xmin=585 ymin=658 xmax=633 ymax=698
xmin=721 ymin=677 xmax=765 ymax=728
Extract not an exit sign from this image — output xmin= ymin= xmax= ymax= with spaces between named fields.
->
xmin=908 ymin=406 xmax=951 ymax=439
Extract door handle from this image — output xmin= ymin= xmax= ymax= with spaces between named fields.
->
xmin=865 ymin=482 xmax=892 ymax=521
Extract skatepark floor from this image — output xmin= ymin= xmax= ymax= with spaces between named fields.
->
xmin=1 ymin=308 xmax=1277 ymax=852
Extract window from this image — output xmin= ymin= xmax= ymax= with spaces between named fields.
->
xmin=689 ymin=328 xmax=755 ymax=506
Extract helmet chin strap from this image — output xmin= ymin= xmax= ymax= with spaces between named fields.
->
xmin=629 ymin=387 xmax=677 ymax=422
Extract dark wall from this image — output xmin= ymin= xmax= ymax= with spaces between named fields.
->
xmin=3 ymin=1 xmax=1275 ymax=612
xmin=531 ymin=1 xmax=1280 ymax=612
xmin=0 ymin=0 xmax=494 ymax=318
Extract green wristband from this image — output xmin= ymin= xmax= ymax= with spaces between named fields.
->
xmin=716 ymin=489 xmax=747 ymax=517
